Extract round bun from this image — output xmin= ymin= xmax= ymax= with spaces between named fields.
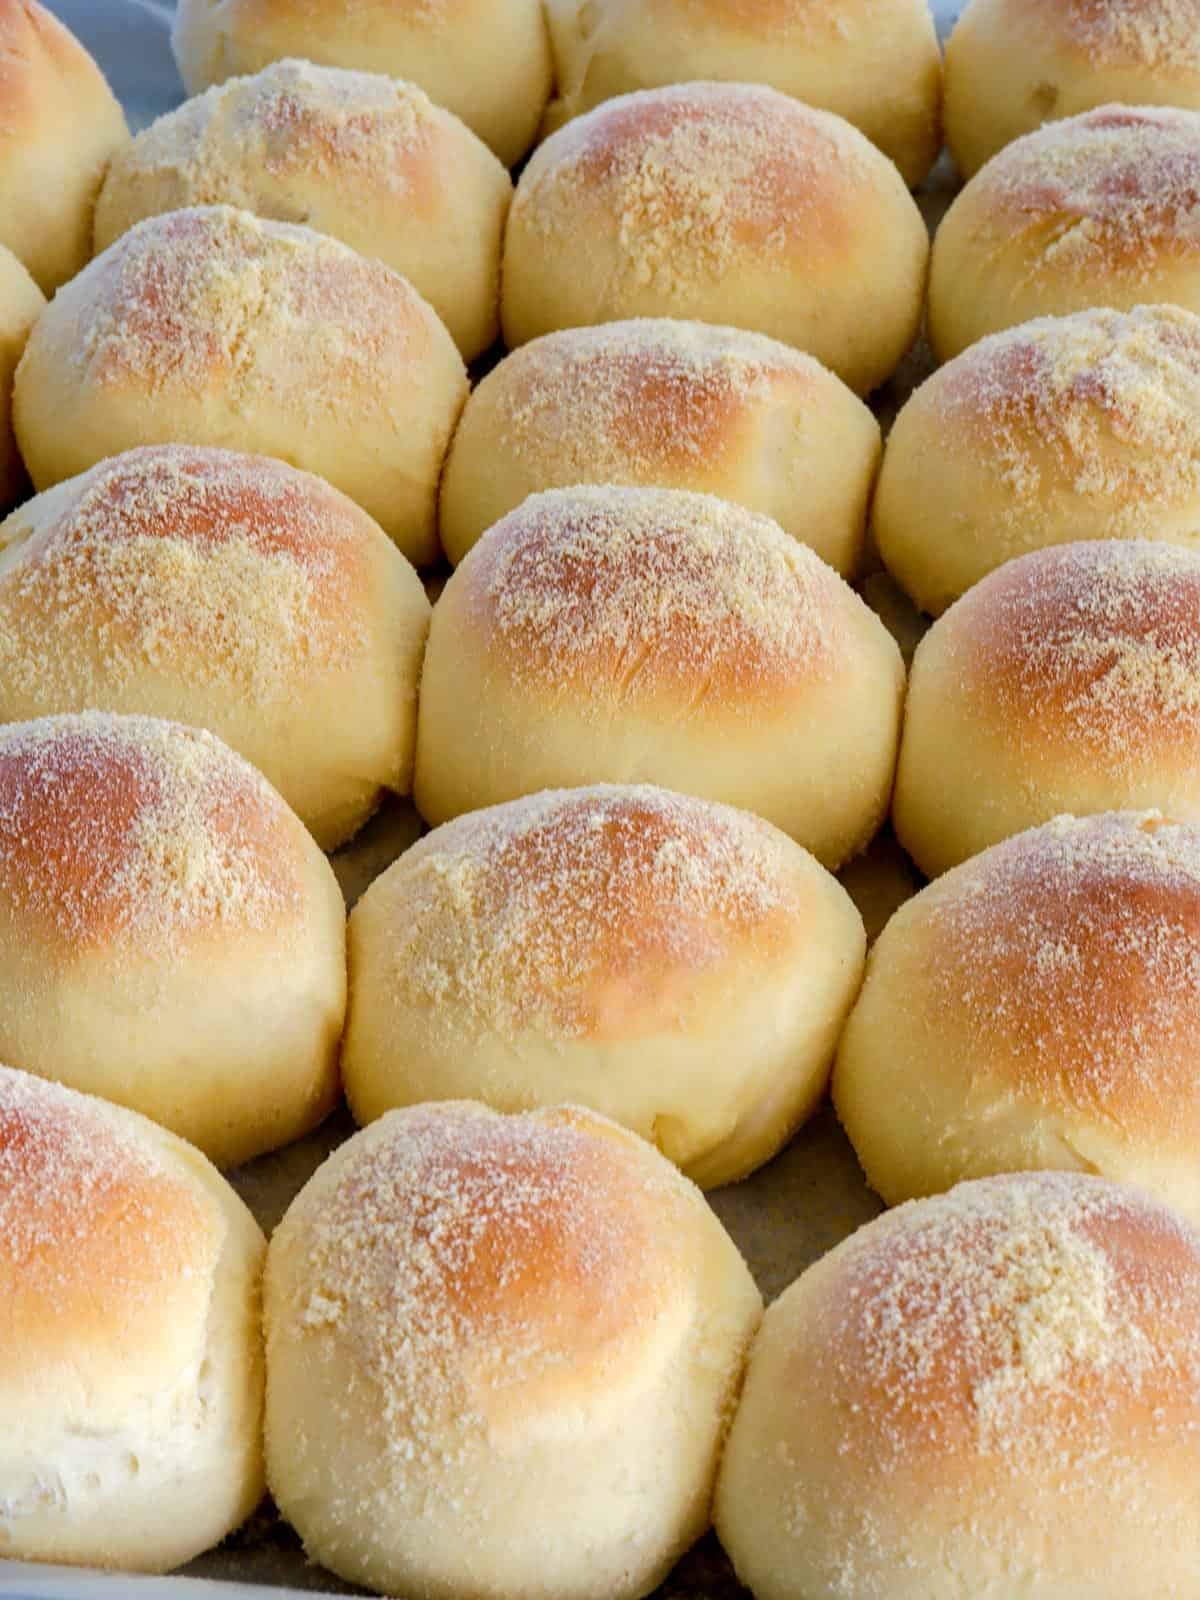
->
xmin=342 ymin=785 xmax=865 ymax=1189
xmin=0 ymin=1065 xmax=265 ymax=1571
xmin=929 ymin=104 xmax=1200 ymax=363
xmin=543 ymin=0 xmax=941 ymax=187
xmin=13 ymin=204 xmax=467 ymax=566
xmin=715 ymin=1170 xmax=1200 ymax=1600
xmin=413 ymin=486 xmax=906 ymax=869
xmin=0 ymin=445 xmax=430 ymax=851
xmin=0 ymin=0 xmax=128 ymax=291
xmin=0 ymin=712 xmax=346 ymax=1168
xmin=893 ymin=540 xmax=1200 ymax=876
xmin=502 ymin=83 xmax=929 ymax=396
xmin=0 ymin=247 xmax=43 ymax=510
xmin=439 ymin=319 xmax=880 ymax=575
xmin=94 ymin=61 xmax=512 ymax=362
xmin=875 ymin=305 xmax=1200 ymax=615
xmin=265 ymin=1100 xmax=762 ymax=1600
xmin=834 ymin=811 xmax=1200 ymax=1221
xmin=946 ymin=0 xmax=1200 ymax=178
xmin=170 ymin=0 xmax=551 ymax=168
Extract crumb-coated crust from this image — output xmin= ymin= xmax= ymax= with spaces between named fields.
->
xmin=0 ymin=712 xmax=346 ymax=1167
xmin=265 ymin=1101 xmax=761 ymax=1600
xmin=893 ymin=540 xmax=1200 ymax=874
xmin=543 ymin=0 xmax=941 ymax=185
xmin=170 ymin=0 xmax=552 ymax=167
xmin=715 ymin=1171 xmax=1200 ymax=1599
xmin=946 ymin=0 xmax=1200 ymax=178
xmin=835 ymin=812 xmax=1200 ymax=1220
xmin=930 ymin=105 xmax=1200 ymax=361
xmin=13 ymin=205 xmax=468 ymax=565
xmin=874 ymin=306 xmax=1200 ymax=613
xmin=0 ymin=1065 xmax=266 ymax=1571
xmin=0 ymin=0 xmax=128 ymax=292
xmin=502 ymin=82 xmax=928 ymax=395
xmin=95 ymin=60 xmax=511 ymax=360
xmin=342 ymin=785 xmax=865 ymax=1186
xmin=414 ymin=486 xmax=905 ymax=867
xmin=439 ymin=318 xmax=879 ymax=574
xmin=0 ymin=445 xmax=430 ymax=849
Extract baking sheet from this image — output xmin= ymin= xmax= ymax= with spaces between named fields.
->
xmin=0 ymin=5 xmax=958 ymax=1595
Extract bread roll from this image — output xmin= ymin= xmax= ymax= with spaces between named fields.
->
xmin=95 ymin=61 xmax=511 ymax=362
xmin=265 ymin=1101 xmax=762 ymax=1600
xmin=0 ymin=713 xmax=345 ymax=1168
xmin=502 ymin=84 xmax=929 ymax=396
xmin=875 ymin=305 xmax=1200 ymax=615
xmin=894 ymin=540 xmax=1200 ymax=876
xmin=439 ymin=320 xmax=880 ymax=575
xmin=0 ymin=446 xmax=430 ymax=851
xmin=13 ymin=205 xmax=467 ymax=566
xmin=0 ymin=247 xmax=43 ymax=510
xmin=343 ymin=785 xmax=865 ymax=1188
xmin=0 ymin=0 xmax=128 ymax=292
xmin=543 ymin=0 xmax=942 ymax=187
xmin=946 ymin=0 xmax=1200 ymax=178
xmin=0 ymin=1065 xmax=265 ymax=1571
xmin=929 ymin=105 xmax=1200 ymax=363
xmin=715 ymin=1170 xmax=1200 ymax=1600
xmin=170 ymin=0 xmax=551 ymax=169
xmin=835 ymin=811 xmax=1200 ymax=1222
xmin=414 ymin=487 xmax=906 ymax=869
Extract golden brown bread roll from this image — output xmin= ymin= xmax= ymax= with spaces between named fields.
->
xmin=502 ymin=84 xmax=929 ymax=396
xmin=414 ymin=486 xmax=906 ymax=869
xmin=0 ymin=0 xmax=128 ymax=292
xmin=170 ymin=0 xmax=552 ymax=168
xmin=543 ymin=0 xmax=942 ymax=186
xmin=874 ymin=305 xmax=1200 ymax=615
xmin=95 ymin=61 xmax=512 ymax=361
xmin=0 ymin=712 xmax=346 ymax=1168
xmin=342 ymin=785 xmax=866 ymax=1189
xmin=715 ymin=1170 xmax=1200 ymax=1599
xmin=13 ymin=205 xmax=467 ymax=566
xmin=835 ymin=810 xmax=1200 ymax=1221
xmin=893 ymin=539 xmax=1200 ymax=876
xmin=439 ymin=319 xmax=880 ymax=575
xmin=265 ymin=1101 xmax=762 ymax=1600
xmin=929 ymin=104 xmax=1200 ymax=362
xmin=0 ymin=1065 xmax=266 ymax=1571
xmin=946 ymin=0 xmax=1200 ymax=178
xmin=0 ymin=445 xmax=430 ymax=850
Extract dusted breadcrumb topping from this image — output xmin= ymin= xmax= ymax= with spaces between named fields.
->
xmin=0 ymin=712 xmax=303 ymax=947
xmin=360 ymin=785 xmax=806 ymax=1039
xmin=517 ymin=82 xmax=872 ymax=295
xmin=923 ymin=811 xmax=1200 ymax=1123
xmin=1051 ymin=0 xmax=1200 ymax=66
xmin=0 ymin=445 xmax=364 ymax=701
xmin=469 ymin=485 xmax=857 ymax=695
xmin=955 ymin=541 xmax=1200 ymax=761
xmin=976 ymin=105 xmax=1200 ymax=281
xmin=928 ymin=306 xmax=1200 ymax=535
xmin=278 ymin=1104 xmax=690 ymax=1468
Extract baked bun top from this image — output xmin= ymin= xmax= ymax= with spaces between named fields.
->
xmin=795 ymin=1169 xmax=1200 ymax=1479
xmin=271 ymin=1101 xmax=742 ymax=1435
xmin=0 ymin=712 xmax=308 ymax=953
xmin=454 ymin=485 xmax=876 ymax=705
xmin=0 ymin=1063 xmax=233 ymax=1420
xmin=884 ymin=810 xmax=1200 ymax=1130
xmin=939 ymin=539 xmax=1200 ymax=765
xmin=356 ymin=784 xmax=834 ymax=1044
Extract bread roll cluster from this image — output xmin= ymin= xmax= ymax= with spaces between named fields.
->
xmin=13 ymin=1 xmax=1200 ymax=1597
